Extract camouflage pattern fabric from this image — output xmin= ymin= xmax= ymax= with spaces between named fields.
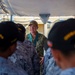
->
xmin=60 ymin=68 xmax=75 ymax=75
xmin=26 ymin=32 xmax=47 ymax=57
xmin=43 ymin=48 xmax=61 ymax=75
xmin=45 ymin=58 xmax=61 ymax=75
xmin=0 ymin=57 xmax=28 ymax=75
xmin=9 ymin=40 xmax=40 ymax=75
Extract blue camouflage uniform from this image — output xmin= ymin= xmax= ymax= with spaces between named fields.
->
xmin=60 ymin=68 xmax=75 ymax=75
xmin=9 ymin=40 xmax=40 ymax=75
xmin=44 ymin=48 xmax=61 ymax=75
xmin=0 ymin=57 xmax=28 ymax=75
xmin=45 ymin=57 xmax=61 ymax=75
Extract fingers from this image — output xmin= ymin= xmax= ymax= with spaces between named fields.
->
xmin=40 ymin=57 xmax=44 ymax=65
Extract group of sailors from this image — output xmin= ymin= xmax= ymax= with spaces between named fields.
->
xmin=0 ymin=18 xmax=75 ymax=75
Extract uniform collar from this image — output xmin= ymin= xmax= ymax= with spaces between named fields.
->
xmin=0 ymin=57 xmax=7 ymax=63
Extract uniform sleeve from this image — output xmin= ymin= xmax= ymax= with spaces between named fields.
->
xmin=43 ymin=36 xmax=48 ymax=50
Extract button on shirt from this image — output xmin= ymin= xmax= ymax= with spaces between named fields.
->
xmin=0 ymin=57 xmax=28 ymax=75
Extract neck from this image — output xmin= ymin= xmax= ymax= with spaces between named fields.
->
xmin=61 ymin=54 xmax=75 ymax=70
xmin=0 ymin=49 xmax=10 ymax=59
xmin=31 ymin=31 xmax=37 ymax=38
xmin=0 ymin=53 xmax=8 ymax=59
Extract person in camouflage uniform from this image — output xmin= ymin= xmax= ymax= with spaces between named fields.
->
xmin=0 ymin=21 xmax=27 ymax=75
xmin=9 ymin=23 xmax=40 ymax=75
xmin=26 ymin=20 xmax=47 ymax=64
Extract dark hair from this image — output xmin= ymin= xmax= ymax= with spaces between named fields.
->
xmin=16 ymin=23 xmax=26 ymax=42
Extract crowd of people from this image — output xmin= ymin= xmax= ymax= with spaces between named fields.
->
xmin=0 ymin=18 xmax=75 ymax=75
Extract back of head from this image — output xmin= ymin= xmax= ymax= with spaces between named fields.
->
xmin=48 ymin=18 xmax=75 ymax=56
xmin=16 ymin=23 xmax=26 ymax=42
xmin=0 ymin=21 xmax=19 ymax=52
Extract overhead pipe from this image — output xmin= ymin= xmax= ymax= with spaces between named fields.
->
xmin=4 ymin=0 xmax=16 ymax=15
xmin=0 ymin=0 xmax=9 ymax=13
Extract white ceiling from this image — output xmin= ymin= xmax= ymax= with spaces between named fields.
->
xmin=0 ymin=0 xmax=75 ymax=16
